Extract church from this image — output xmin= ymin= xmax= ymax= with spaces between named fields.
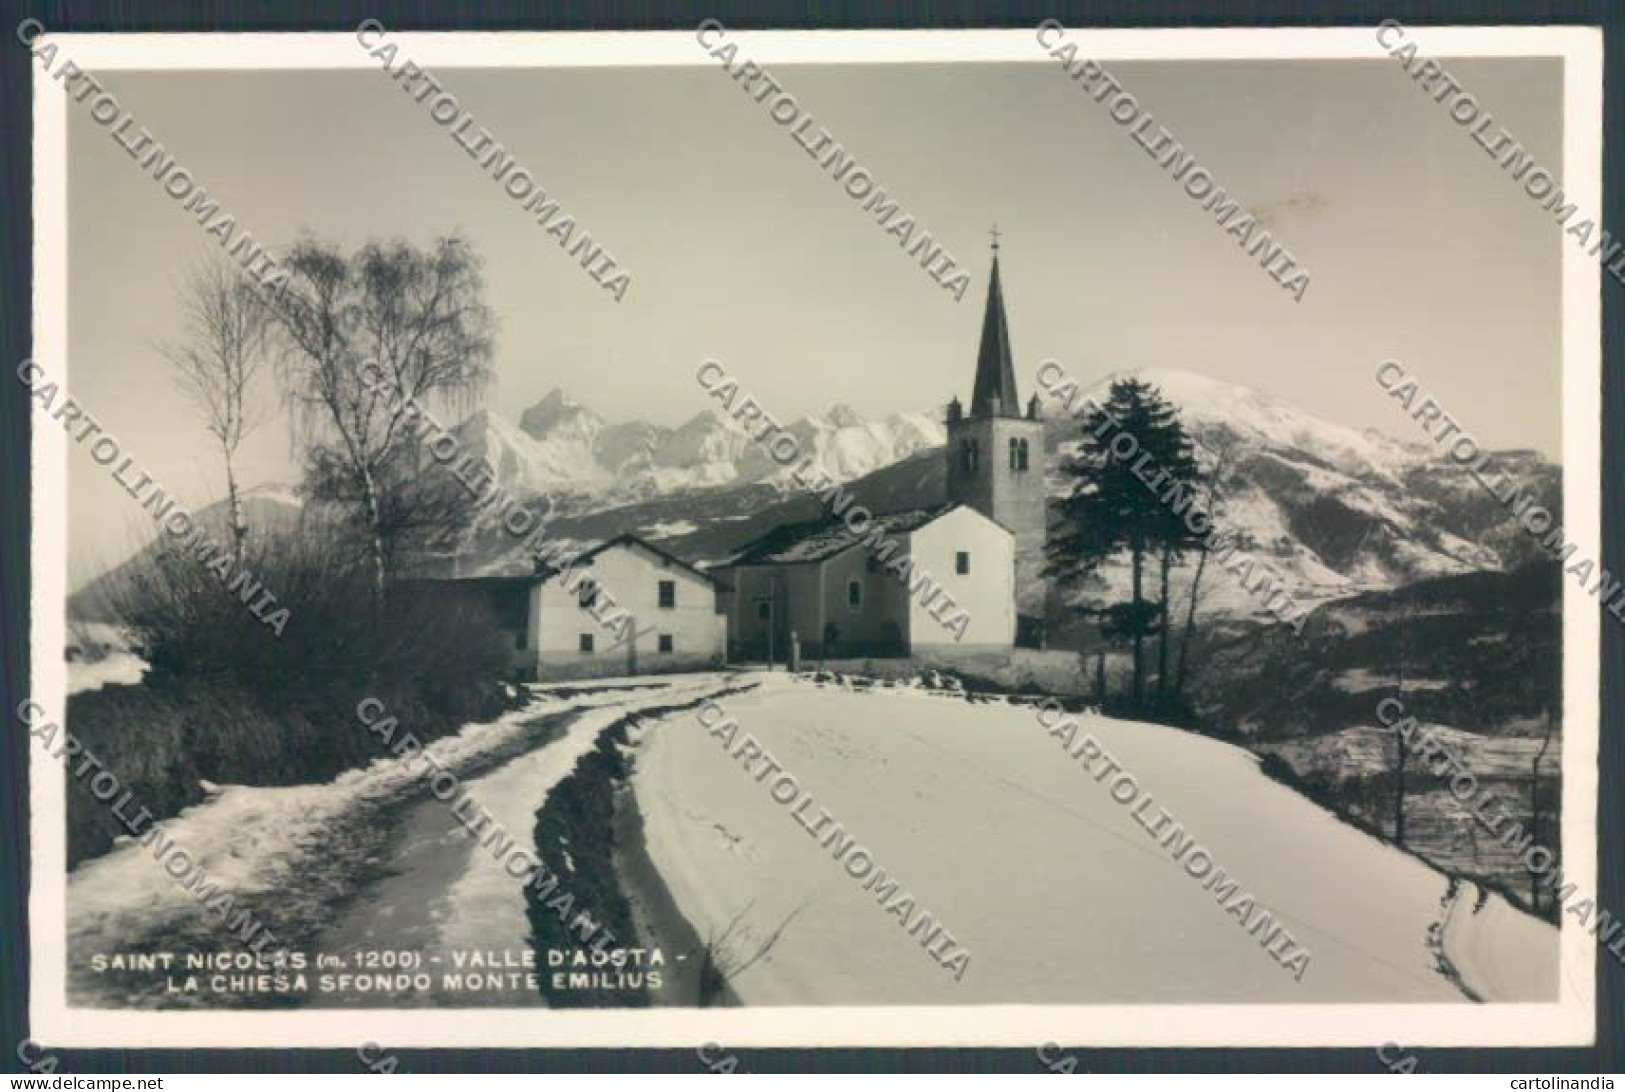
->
xmin=423 ymin=240 xmax=1047 ymax=675
xmin=719 ymin=236 xmax=1048 ymax=660
xmin=945 ymin=233 xmax=1048 ymax=584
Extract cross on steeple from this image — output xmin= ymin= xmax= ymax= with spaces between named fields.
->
xmin=971 ymin=236 xmax=1018 ymax=417
xmin=989 ymin=223 xmax=1001 ymax=252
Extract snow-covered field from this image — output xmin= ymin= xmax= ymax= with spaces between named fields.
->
xmin=632 ymin=675 xmax=1558 ymax=1004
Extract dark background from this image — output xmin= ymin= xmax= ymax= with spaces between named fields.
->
xmin=1 ymin=0 xmax=1620 ymax=1075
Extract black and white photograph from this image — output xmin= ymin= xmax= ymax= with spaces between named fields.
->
xmin=10 ymin=16 xmax=1616 ymax=1064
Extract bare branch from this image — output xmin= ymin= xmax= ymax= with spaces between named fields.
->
xmin=155 ymin=255 xmax=273 ymax=566
xmin=265 ymin=234 xmax=496 ymax=595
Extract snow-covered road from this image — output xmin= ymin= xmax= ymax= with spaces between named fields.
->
xmin=632 ymin=675 xmax=1559 ymax=1005
xmin=65 ymin=674 xmax=737 ymax=1007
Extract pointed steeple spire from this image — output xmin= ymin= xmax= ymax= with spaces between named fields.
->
xmin=971 ymin=229 xmax=1019 ymax=418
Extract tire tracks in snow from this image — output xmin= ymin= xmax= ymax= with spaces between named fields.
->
xmin=520 ymin=678 xmax=762 ymax=1006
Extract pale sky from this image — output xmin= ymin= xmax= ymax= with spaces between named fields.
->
xmin=63 ymin=54 xmax=1563 ymax=586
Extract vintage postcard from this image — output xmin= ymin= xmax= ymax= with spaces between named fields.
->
xmin=22 ymin=23 xmax=1605 ymax=1052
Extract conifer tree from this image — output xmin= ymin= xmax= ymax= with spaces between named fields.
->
xmin=1049 ymin=378 xmax=1200 ymax=708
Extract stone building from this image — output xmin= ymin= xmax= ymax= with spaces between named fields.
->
xmin=420 ymin=534 xmax=728 ymax=680
xmin=946 ymin=237 xmax=1049 ymax=629
xmin=949 ymin=237 xmax=1046 ymax=578
xmin=718 ymin=503 xmax=1015 ymax=661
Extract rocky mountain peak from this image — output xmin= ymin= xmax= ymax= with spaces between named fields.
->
xmin=824 ymin=404 xmax=865 ymax=429
xmin=519 ymin=388 xmax=603 ymax=440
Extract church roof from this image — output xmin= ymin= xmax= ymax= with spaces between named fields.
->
xmin=970 ymin=252 xmax=1021 ymax=417
xmin=724 ymin=505 xmax=959 ymax=566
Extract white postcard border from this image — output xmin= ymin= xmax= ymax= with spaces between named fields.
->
xmin=28 ymin=24 xmax=1603 ymax=1048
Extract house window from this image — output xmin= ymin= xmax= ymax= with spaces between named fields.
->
xmin=658 ymin=634 xmax=674 ymax=653
xmin=956 ymin=551 xmax=970 ymax=575
xmin=756 ymin=600 xmax=771 ymax=621
xmin=848 ymin=579 xmax=863 ymax=609
xmin=658 ymin=580 xmax=676 ymax=609
xmin=577 ymin=579 xmax=598 ymax=610
xmin=578 ymin=634 xmax=594 ymax=653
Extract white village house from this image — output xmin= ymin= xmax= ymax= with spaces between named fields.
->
xmin=427 ymin=534 xmax=728 ymax=681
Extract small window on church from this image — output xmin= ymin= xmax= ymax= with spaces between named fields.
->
xmin=956 ymin=551 xmax=970 ymax=575
xmin=1019 ymin=437 xmax=1031 ymax=471
xmin=848 ymin=579 xmax=863 ymax=610
xmin=1009 ymin=437 xmax=1020 ymax=469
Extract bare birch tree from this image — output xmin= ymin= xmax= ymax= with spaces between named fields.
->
xmin=270 ymin=235 xmax=495 ymax=599
xmin=159 ymin=258 xmax=272 ymax=568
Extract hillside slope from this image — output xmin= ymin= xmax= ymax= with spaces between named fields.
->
xmin=1185 ymin=562 xmax=1563 ymax=919
xmin=1191 ymin=561 xmax=1561 ymax=742
xmin=632 ymin=676 xmax=1556 ymax=1004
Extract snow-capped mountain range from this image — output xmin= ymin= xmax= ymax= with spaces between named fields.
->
xmin=456 ymin=388 xmax=946 ymax=502
xmin=430 ymin=369 xmax=1556 ymax=626
xmin=1036 ymin=369 xmax=1559 ymax=624
xmin=72 ymin=370 xmax=1560 ymax=626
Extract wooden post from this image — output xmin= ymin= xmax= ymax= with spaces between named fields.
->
xmin=766 ymin=576 xmax=777 ymax=670
xmin=627 ymin=613 xmax=638 ymax=676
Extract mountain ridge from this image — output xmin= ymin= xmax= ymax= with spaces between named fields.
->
xmin=72 ymin=370 xmax=1560 ymax=628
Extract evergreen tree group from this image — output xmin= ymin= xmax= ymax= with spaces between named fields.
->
xmin=1049 ymin=378 xmax=1207 ymax=710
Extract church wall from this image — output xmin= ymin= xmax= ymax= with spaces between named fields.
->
xmin=814 ymin=544 xmax=910 ymax=657
xmin=722 ymin=562 xmax=821 ymax=662
xmin=903 ymin=506 xmax=1016 ymax=652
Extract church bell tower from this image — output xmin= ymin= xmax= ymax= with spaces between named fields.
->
xmin=946 ymin=230 xmax=1047 ymax=588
